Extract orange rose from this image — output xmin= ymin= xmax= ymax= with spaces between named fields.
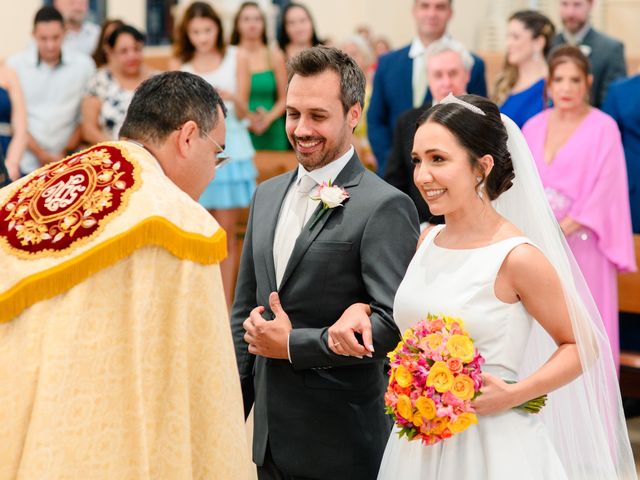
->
xmin=447 ymin=357 xmax=463 ymax=374
xmin=450 ymin=374 xmax=475 ymax=401
xmin=430 ymin=417 xmax=449 ymax=435
xmin=449 ymin=412 xmax=478 ymax=433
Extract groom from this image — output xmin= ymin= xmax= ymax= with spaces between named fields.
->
xmin=231 ymin=46 xmax=419 ymax=480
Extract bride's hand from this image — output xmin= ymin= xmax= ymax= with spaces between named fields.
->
xmin=327 ymin=303 xmax=374 ymax=358
xmin=471 ymin=373 xmax=518 ymax=416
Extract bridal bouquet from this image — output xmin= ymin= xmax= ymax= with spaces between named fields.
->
xmin=384 ymin=313 xmax=546 ymax=446
xmin=384 ymin=314 xmax=483 ymax=445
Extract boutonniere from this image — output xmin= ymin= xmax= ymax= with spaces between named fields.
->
xmin=308 ymin=180 xmax=349 ymax=230
xmin=579 ymin=44 xmax=592 ymax=57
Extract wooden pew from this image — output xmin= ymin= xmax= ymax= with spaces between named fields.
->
xmin=619 ymin=235 xmax=640 ymax=398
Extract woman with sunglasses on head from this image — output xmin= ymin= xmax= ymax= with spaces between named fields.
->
xmin=171 ymin=1 xmax=257 ymax=307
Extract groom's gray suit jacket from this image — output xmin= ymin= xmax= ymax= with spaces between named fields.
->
xmin=231 ymin=153 xmax=419 ymax=480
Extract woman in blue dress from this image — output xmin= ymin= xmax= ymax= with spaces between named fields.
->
xmin=0 ymin=62 xmax=27 ymax=186
xmin=493 ymin=11 xmax=555 ymax=129
xmin=171 ymin=2 xmax=256 ymax=306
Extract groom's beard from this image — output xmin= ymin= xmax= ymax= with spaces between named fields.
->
xmin=290 ymin=128 xmax=352 ymax=172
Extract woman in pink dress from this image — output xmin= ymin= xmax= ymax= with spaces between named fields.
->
xmin=522 ymin=45 xmax=636 ymax=369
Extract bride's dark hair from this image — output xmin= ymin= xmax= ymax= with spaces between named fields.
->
xmin=416 ymin=95 xmax=515 ymax=201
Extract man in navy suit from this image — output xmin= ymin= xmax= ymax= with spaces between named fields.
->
xmin=551 ymin=0 xmax=626 ymax=107
xmin=603 ymin=74 xmax=640 ymax=233
xmin=367 ymin=0 xmax=486 ymax=176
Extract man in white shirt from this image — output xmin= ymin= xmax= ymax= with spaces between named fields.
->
xmin=232 ymin=46 xmax=419 ymax=480
xmin=8 ymin=6 xmax=95 ymax=174
xmin=54 ymin=0 xmax=100 ymax=56
xmin=367 ymin=0 xmax=486 ymax=175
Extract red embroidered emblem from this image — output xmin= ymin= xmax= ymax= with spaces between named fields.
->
xmin=0 ymin=144 xmax=139 ymax=257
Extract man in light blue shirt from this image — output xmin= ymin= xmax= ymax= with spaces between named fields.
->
xmin=8 ymin=6 xmax=95 ymax=174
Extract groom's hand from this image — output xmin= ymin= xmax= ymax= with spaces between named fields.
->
xmin=243 ymin=292 xmax=292 ymax=359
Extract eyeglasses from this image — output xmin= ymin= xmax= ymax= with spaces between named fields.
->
xmin=176 ymin=124 xmax=231 ymax=169
xmin=202 ymin=130 xmax=232 ymax=169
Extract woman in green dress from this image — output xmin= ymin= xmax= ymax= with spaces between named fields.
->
xmin=231 ymin=2 xmax=288 ymax=151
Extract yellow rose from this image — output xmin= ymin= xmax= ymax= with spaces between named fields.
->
xmin=415 ymin=396 xmax=436 ymax=420
xmin=422 ymin=333 xmax=444 ymax=351
xmin=446 ymin=334 xmax=475 ymax=363
xmin=426 ymin=361 xmax=454 ymax=393
xmin=394 ymin=365 xmax=413 ymax=388
xmin=449 ymin=412 xmax=478 ymax=434
xmin=402 ymin=328 xmax=415 ymax=340
xmin=387 ymin=340 xmax=404 ymax=361
xmin=451 ymin=374 xmax=475 ymax=401
xmin=430 ymin=417 xmax=449 ymax=435
xmin=445 ymin=316 xmax=465 ymax=330
xmin=413 ymin=412 xmax=423 ymax=427
xmin=396 ymin=394 xmax=413 ymax=420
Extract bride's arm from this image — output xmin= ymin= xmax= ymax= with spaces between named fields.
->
xmin=472 ymin=244 xmax=582 ymax=416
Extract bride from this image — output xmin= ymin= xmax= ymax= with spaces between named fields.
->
xmin=327 ymin=95 xmax=637 ymax=479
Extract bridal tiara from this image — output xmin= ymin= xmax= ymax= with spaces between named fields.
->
xmin=438 ymin=92 xmax=486 ymax=116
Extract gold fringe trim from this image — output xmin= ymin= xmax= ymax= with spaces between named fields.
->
xmin=0 ymin=216 xmax=227 ymax=323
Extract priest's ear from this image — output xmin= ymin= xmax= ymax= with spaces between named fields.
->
xmin=175 ymin=120 xmax=199 ymax=157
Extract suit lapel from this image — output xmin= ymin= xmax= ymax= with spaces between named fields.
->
xmin=278 ymin=154 xmax=365 ymax=291
xmin=265 ymin=171 xmax=297 ymax=292
xmin=400 ymin=50 xmax=414 ymax=110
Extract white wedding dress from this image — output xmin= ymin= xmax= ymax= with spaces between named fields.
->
xmin=377 ymin=224 xmax=568 ymax=479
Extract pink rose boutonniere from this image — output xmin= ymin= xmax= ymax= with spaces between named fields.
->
xmin=308 ymin=180 xmax=349 ymax=230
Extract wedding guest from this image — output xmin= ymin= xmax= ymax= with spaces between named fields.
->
xmin=0 ymin=71 xmax=252 ymax=479
xmin=551 ymin=0 xmax=626 ymax=107
xmin=0 ymin=62 xmax=27 ymax=185
xmin=276 ymin=3 xmax=322 ymax=61
xmin=341 ymin=34 xmax=376 ymax=170
xmin=91 ymin=18 xmax=124 ymax=68
xmin=231 ymin=1 xmax=288 ymax=151
xmin=385 ymin=38 xmax=471 ymax=225
xmin=54 ymin=0 xmax=100 ymax=56
xmin=604 ymin=73 xmax=640 ymax=233
xmin=522 ymin=45 xmax=636 ymax=368
xmin=367 ymin=0 xmax=486 ymax=175
xmin=172 ymin=1 xmax=256 ymax=307
xmin=494 ymin=10 xmax=554 ymax=128
xmin=82 ymin=25 xmax=155 ymax=143
xmin=373 ymin=36 xmax=392 ymax=61
xmin=7 ymin=6 xmax=95 ymax=175
xmin=232 ymin=46 xmax=419 ymax=480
